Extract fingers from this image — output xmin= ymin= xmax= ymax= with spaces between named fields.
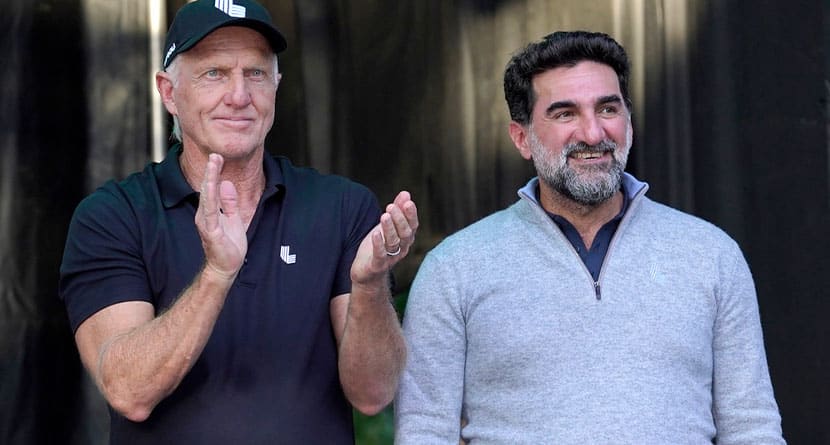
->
xmin=198 ymin=154 xmax=241 ymax=230
xmin=199 ymin=154 xmax=224 ymax=232
xmin=194 ymin=153 xmax=248 ymax=278
xmin=350 ymin=192 xmax=418 ymax=286
xmin=379 ymin=191 xmax=418 ymax=257
xmin=392 ymin=190 xmax=411 ymax=208
xmin=371 ymin=227 xmax=388 ymax=258
xmin=218 ymin=180 xmax=239 ymax=217
xmin=401 ymin=195 xmax=419 ymax=233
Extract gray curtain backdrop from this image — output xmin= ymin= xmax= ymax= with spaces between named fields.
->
xmin=1 ymin=0 xmax=827 ymax=443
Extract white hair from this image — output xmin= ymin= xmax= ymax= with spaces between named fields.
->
xmin=164 ymin=53 xmax=280 ymax=142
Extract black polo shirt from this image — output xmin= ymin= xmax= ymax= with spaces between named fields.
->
xmin=59 ymin=145 xmax=380 ymax=444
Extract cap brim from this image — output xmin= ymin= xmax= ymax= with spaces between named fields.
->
xmin=177 ymin=18 xmax=287 ymax=56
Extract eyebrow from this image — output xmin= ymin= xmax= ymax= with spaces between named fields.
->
xmin=545 ymin=100 xmax=576 ymax=115
xmin=597 ymin=94 xmax=623 ymax=106
xmin=544 ymin=94 xmax=624 ymax=115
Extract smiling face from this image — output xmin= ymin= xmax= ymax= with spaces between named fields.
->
xmin=159 ymin=26 xmax=280 ymax=161
xmin=510 ymin=60 xmax=633 ymax=206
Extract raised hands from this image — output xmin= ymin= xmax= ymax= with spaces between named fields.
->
xmin=350 ymin=191 xmax=419 ymax=287
xmin=194 ymin=153 xmax=248 ymax=280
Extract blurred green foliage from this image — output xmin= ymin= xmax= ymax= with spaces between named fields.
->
xmin=354 ymin=406 xmax=394 ymax=444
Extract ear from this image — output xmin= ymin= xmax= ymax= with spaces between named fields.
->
xmin=155 ymin=71 xmax=178 ymax=116
xmin=273 ymin=72 xmax=282 ymax=98
xmin=508 ymin=121 xmax=533 ymax=160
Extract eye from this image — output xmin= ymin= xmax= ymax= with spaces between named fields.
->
xmin=599 ymin=105 xmax=621 ymax=116
xmin=247 ymin=68 xmax=267 ymax=80
xmin=205 ymin=69 xmax=220 ymax=79
xmin=549 ymin=110 xmax=575 ymax=122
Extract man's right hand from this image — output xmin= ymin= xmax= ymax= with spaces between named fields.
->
xmin=74 ymin=153 xmax=246 ymax=422
xmin=195 ymin=153 xmax=247 ymax=280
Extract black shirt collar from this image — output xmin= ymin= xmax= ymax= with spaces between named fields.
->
xmin=156 ymin=143 xmax=286 ymax=208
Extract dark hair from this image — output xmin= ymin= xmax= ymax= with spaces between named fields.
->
xmin=503 ymin=31 xmax=632 ymax=125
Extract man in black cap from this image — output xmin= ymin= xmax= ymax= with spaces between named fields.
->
xmin=59 ymin=0 xmax=417 ymax=442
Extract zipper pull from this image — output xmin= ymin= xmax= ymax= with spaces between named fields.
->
xmin=594 ymin=281 xmax=601 ymax=300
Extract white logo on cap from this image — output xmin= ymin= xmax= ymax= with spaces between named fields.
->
xmin=215 ymin=0 xmax=246 ymax=18
xmin=164 ymin=43 xmax=176 ymax=67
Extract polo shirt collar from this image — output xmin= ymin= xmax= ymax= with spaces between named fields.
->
xmin=261 ymin=151 xmax=286 ymax=199
xmin=156 ymin=143 xmax=286 ymax=208
xmin=157 ymin=144 xmax=195 ymax=208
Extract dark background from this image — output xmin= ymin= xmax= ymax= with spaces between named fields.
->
xmin=1 ymin=0 xmax=827 ymax=443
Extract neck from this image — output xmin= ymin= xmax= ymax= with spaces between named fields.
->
xmin=179 ymin=147 xmax=266 ymax=224
xmin=539 ymin=183 xmax=623 ymax=249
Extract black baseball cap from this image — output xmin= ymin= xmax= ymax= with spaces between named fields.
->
xmin=162 ymin=0 xmax=287 ymax=69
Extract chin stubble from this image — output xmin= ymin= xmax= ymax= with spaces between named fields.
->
xmin=530 ymin=136 xmax=628 ymax=206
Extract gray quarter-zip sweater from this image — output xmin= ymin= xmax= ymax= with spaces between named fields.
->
xmin=395 ymin=173 xmax=784 ymax=445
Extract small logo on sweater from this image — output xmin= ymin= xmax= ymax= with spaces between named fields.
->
xmin=649 ymin=263 xmax=667 ymax=284
xmin=280 ymin=245 xmax=296 ymax=264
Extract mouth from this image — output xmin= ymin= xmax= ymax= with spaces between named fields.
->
xmin=562 ymin=140 xmax=619 ymax=165
xmin=568 ymin=150 xmax=611 ymax=162
xmin=570 ymin=151 xmax=605 ymax=160
xmin=215 ymin=116 xmax=255 ymax=128
xmin=216 ymin=115 xmax=254 ymax=122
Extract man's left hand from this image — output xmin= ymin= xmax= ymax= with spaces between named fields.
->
xmin=351 ymin=191 xmax=419 ymax=287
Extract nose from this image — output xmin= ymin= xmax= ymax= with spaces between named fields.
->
xmin=576 ymin=114 xmax=605 ymax=146
xmin=224 ymin=72 xmax=252 ymax=108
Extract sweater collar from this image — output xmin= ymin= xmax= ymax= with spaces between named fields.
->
xmin=517 ymin=172 xmax=649 ymax=207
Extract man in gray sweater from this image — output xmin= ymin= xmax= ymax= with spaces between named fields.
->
xmin=394 ymin=31 xmax=785 ymax=444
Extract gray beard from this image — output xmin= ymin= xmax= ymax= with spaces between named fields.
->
xmin=531 ymin=138 xmax=627 ymax=206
